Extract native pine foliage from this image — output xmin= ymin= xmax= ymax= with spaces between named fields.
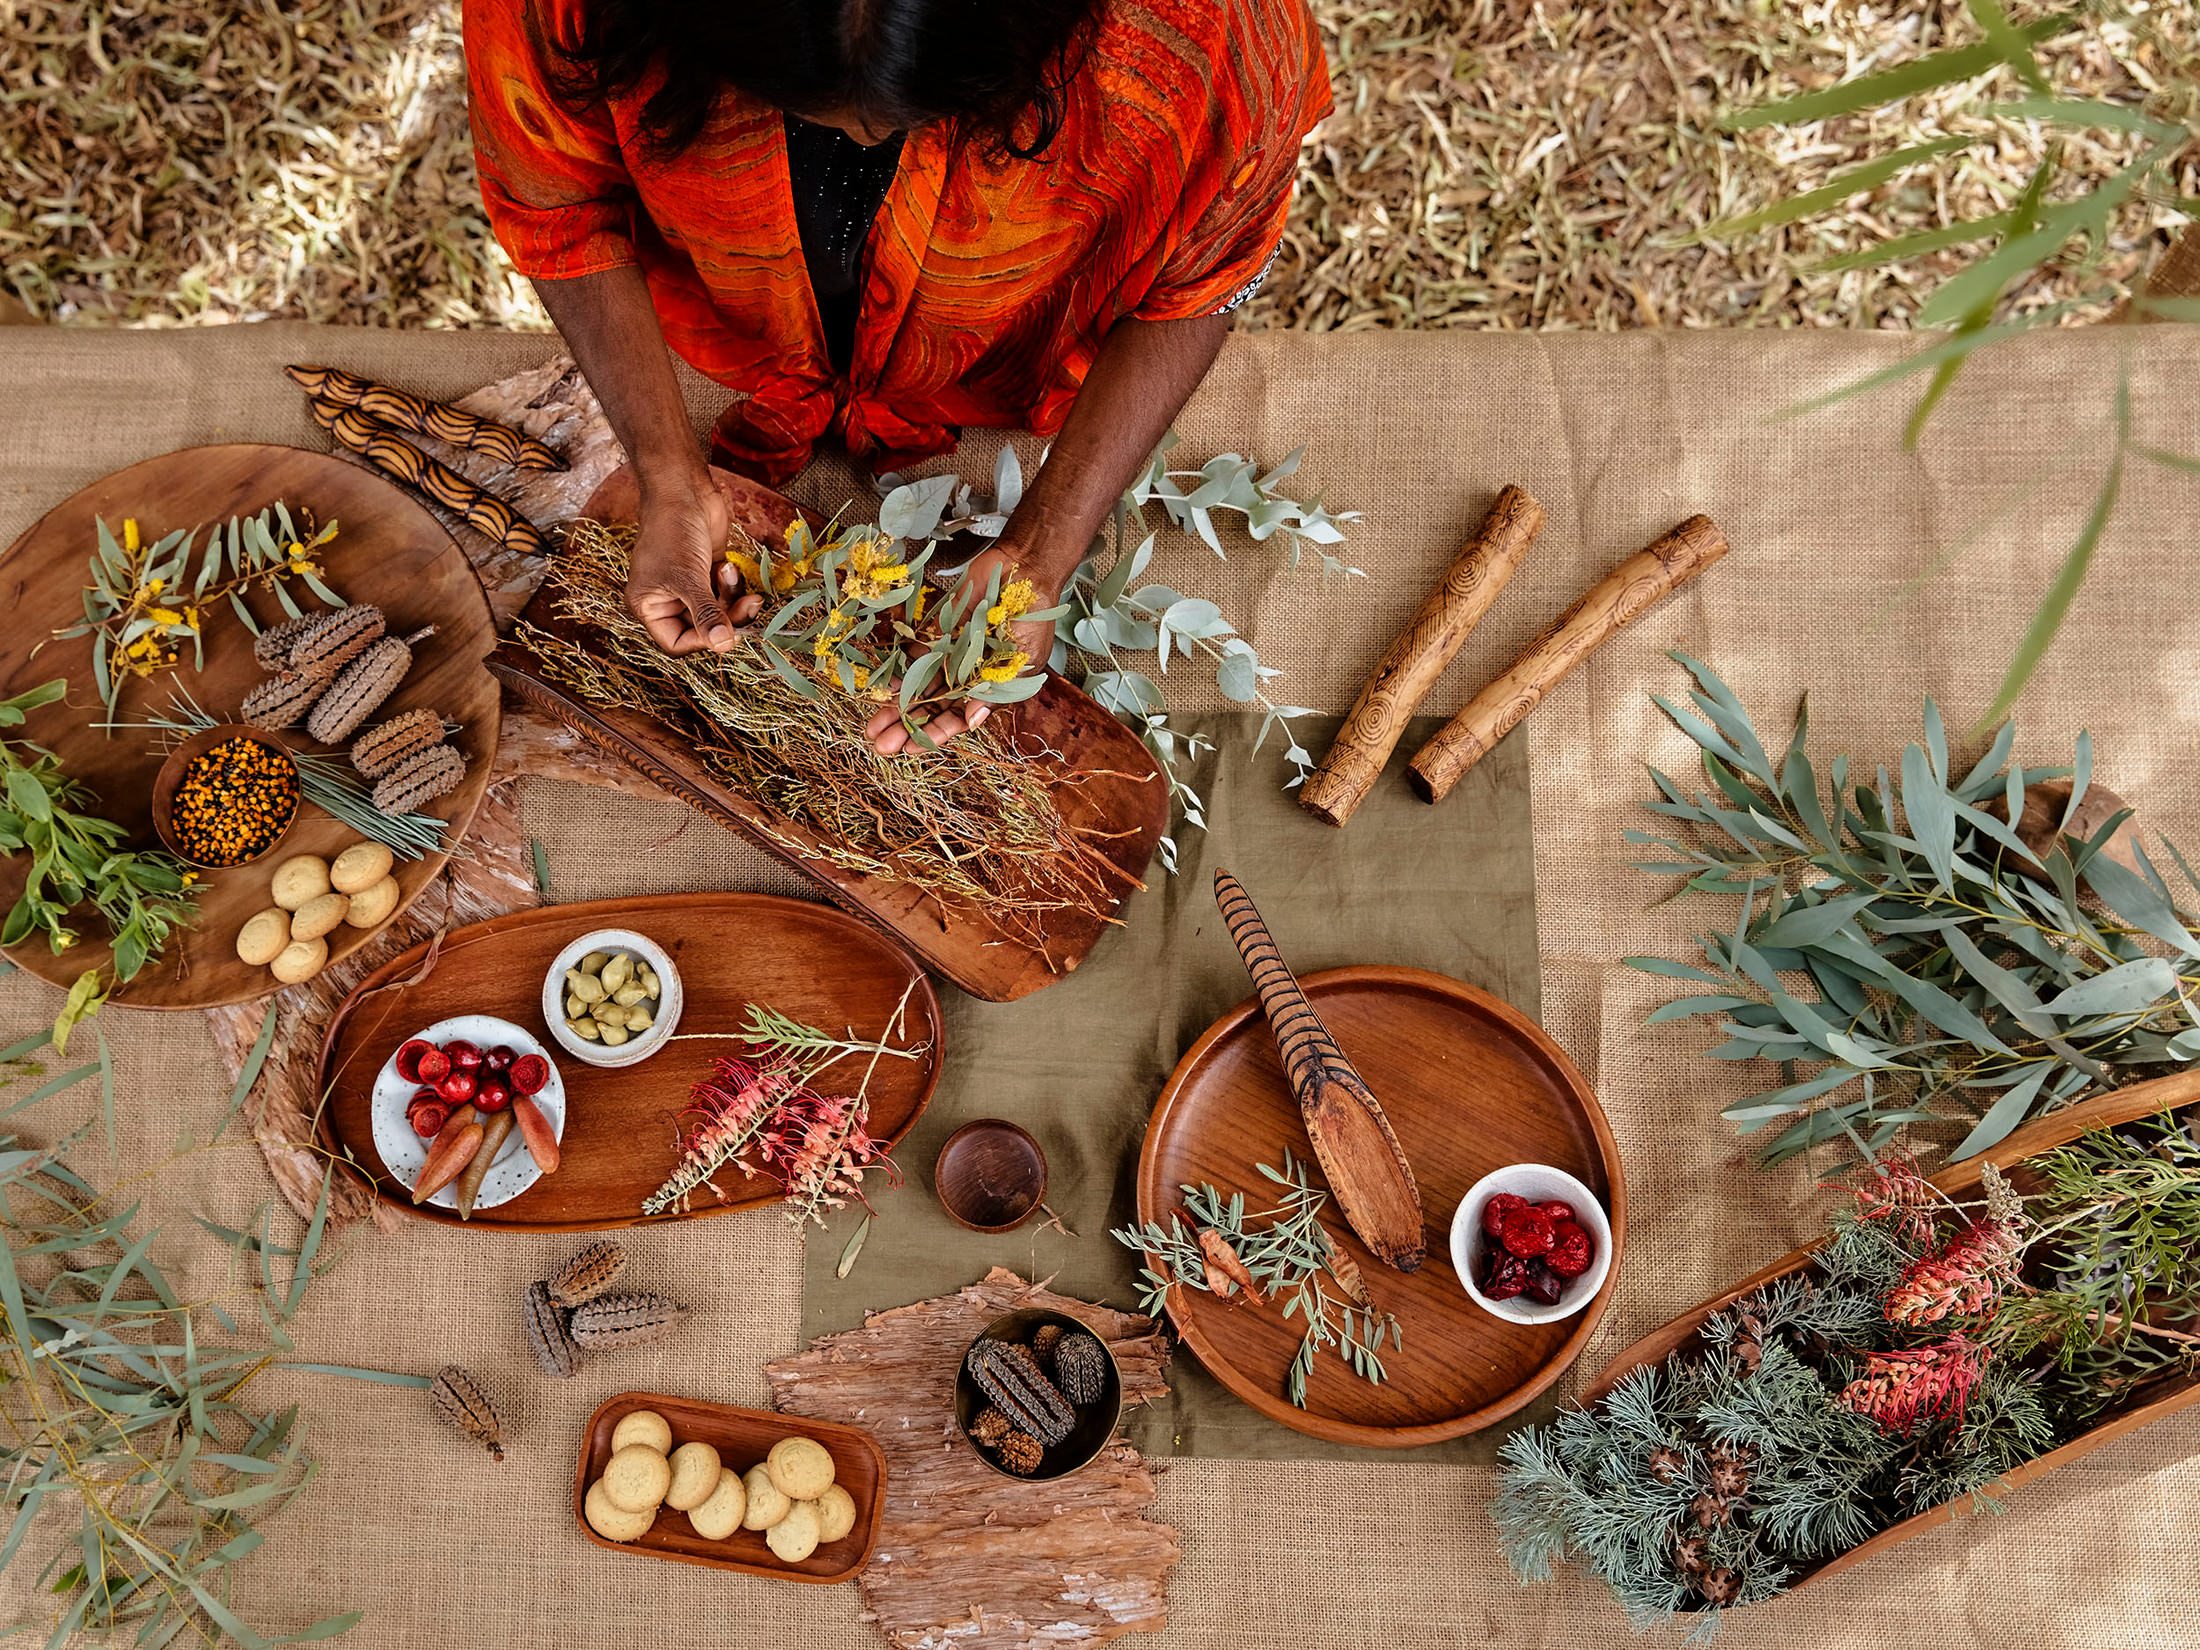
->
xmin=1629 ymin=654 xmax=2200 ymax=1168
xmin=1494 ymin=1117 xmax=2200 ymax=1640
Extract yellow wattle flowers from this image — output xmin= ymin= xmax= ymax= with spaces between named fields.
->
xmin=987 ymin=578 xmax=1037 ymax=628
xmin=979 ymin=652 xmax=1029 ymax=683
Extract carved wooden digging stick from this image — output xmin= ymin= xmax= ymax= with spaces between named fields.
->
xmin=1214 ymin=868 xmax=1425 ymax=1273
xmin=1298 ymin=485 xmax=1544 ymax=828
xmin=307 ymin=397 xmax=554 ymax=560
xmin=1407 ymin=515 xmax=1730 ymax=804
xmin=286 ymin=363 xmax=568 ymax=471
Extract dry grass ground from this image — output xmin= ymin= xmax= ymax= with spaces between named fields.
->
xmin=1 ymin=0 xmax=2193 ymax=332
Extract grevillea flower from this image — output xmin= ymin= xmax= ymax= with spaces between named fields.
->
xmin=1884 ymin=1218 xmax=2024 ymax=1327
xmin=1835 ymin=1152 xmax=1938 ymax=1248
xmin=1838 ymin=1336 xmax=1990 ymax=1433
xmin=641 ymin=1053 xmax=900 ymax=1225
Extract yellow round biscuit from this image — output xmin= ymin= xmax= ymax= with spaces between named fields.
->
xmin=602 ymin=1443 xmax=671 ymax=1513
xmin=665 ymin=1441 xmax=722 ymax=1512
xmin=330 ymin=842 xmax=395 ymax=896
xmin=741 ymin=1463 xmax=790 ymax=1531
xmin=764 ymin=1500 xmax=821 ymax=1564
xmin=610 ymin=1410 xmax=673 ymax=1455
xmin=687 ymin=1468 xmax=747 ymax=1541
xmin=236 ymin=908 xmax=290 ymax=967
xmin=584 ymin=1479 xmax=655 ymax=1543
xmin=270 ymin=855 xmax=330 ymax=912
xmin=766 ymin=1435 xmax=835 ymax=1501
xmin=288 ymin=891 xmax=350 ymax=942
xmin=809 ymin=1484 xmax=857 ymax=1544
xmin=343 ymin=875 xmax=400 ymax=929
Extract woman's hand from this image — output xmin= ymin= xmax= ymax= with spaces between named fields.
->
xmin=625 ymin=473 xmax=763 ymax=654
xmin=863 ymin=542 xmax=1059 ymax=755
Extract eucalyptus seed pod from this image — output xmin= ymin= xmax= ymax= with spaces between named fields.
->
xmin=289 ymin=603 xmax=385 ymax=678
xmin=305 ymin=626 xmax=433 ymax=743
xmin=964 ymin=1340 xmax=1074 ymax=1445
xmin=545 ymin=1238 xmax=628 ymax=1308
xmin=240 ymin=671 xmax=323 ymax=731
xmin=350 ymin=706 xmax=446 ymax=780
xmin=568 ymin=1291 xmax=689 ymax=1350
xmin=428 ymin=1364 xmax=505 ymax=1462
xmin=371 ymin=743 xmax=464 ymax=817
xmin=253 ymin=611 xmax=325 ymax=672
xmin=523 ymin=1281 xmax=583 ymax=1379
xmin=1051 ymin=1331 xmax=1109 ymax=1406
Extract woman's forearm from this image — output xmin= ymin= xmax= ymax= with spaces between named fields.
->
xmin=531 ymin=266 xmax=707 ymax=498
xmin=1005 ymin=312 xmax=1231 ymax=588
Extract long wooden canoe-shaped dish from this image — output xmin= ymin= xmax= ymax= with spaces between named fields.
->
xmin=1584 ymin=1068 xmax=2200 ymax=1598
xmin=487 ymin=465 xmax=1168 ymax=1003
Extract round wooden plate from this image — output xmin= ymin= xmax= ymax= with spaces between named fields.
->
xmin=1137 ymin=966 xmax=1625 ymax=1446
xmin=0 ymin=444 xmax=501 ymax=1009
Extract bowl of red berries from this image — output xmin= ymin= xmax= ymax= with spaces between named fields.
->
xmin=1449 ymin=1164 xmax=1612 ymax=1324
xmin=370 ymin=1015 xmax=566 ymax=1216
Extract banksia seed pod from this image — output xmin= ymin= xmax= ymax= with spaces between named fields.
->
xmin=371 ymin=743 xmax=464 ymax=817
xmin=969 ymin=1406 xmax=1011 ymax=1447
xmin=569 ymin=1291 xmax=689 ymax=1350
xmin=545 ymin=1238 xmax=628 ymax=1308
xmin=994 ymin=1431 xmax=1044 ymax=1476
xmin=253 ymin=611 xmax=325 ymax=672
xmin=289 ymin=604 xmax=385 ymax=678
xmin=241 ymin=671 xmax=323 ymax=731
xmin=305 ymin=625 xmax=433 ymax=743
xmin=964 ymin=1341 xmax=1074 ymax=1445
xmin=523 ymin=1281 xmax=583 ymax=1379
xmin=1052 ymin=1331 xmax=1109 ymax=1406
xmin=350 ymin=706 xmax=446 ymax=780
xmin=429 ymin=1364 xmax=505 ymax=1462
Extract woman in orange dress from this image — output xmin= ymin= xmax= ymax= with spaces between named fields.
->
xmin=464 ymin=0 xmax=1329 ymax=746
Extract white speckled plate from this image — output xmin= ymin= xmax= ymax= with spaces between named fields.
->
xmin=370 ymin=1014 xmax=567 ymax=1213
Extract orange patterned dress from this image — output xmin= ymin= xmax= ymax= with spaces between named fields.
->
xmin=463 ymin=0 xmax=1331 ymax=484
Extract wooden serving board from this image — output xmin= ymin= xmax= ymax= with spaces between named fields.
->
xmin=1138 ymin=966 xmax=1624 ymax=1447
xmin=1584 ymin=1068 xmax=2200 ymax=1603
xmin=316 ymin=893 xmax=942 ymax=1231
xmin=0 ymin=444 xmax=501 ymax=1009
xmin=572 ymin=1389 xmax=886 ymax=1583
xmin=487 ymin=464 xmax=1168 ymax=1003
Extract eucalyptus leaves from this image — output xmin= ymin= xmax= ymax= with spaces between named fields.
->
xmin=1630 ymin=654 xmax=2200 ymax=1167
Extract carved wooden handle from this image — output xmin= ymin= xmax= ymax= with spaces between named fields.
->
xmin=287 ymin=364 xmax=567 ymax=471
xmin=1407 ymin=515 xmax=1729 ymax=803
xmin=308 ymin=397 xmax=553 ymax=560
xmin=1298 ymin=485 xmax=1544 ymax=828
xmin=1214 ymin=867 xmax=1352 ymax=1096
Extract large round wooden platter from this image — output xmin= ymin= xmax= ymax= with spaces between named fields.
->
xmin=1138 ymin=966 xmax=1624 ymax=1446
xmin=0 ymin=444 xmax=500 ymax=1009
xmin=317 ymin=893 xmax=943 ymax=1232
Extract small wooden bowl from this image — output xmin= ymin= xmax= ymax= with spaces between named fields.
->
xmin=934 ymin=1119 xmax=1046 ymax=1233
xmin=954 ymin=1308 xmax=1123 ymax=1481
xmin=151 ymin=724 xmax=298 ymax=869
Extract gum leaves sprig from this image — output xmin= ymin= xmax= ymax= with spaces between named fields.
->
xmin=58 ymin=503 xmax=343 ymax=719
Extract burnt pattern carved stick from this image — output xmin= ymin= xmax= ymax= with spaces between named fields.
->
xmin=286 ymin=364 xmax=567 ymax=471
xmin=1214 ymin=868 xmax=1425 ymax=1273
xmin=308 ymin=398 xmax=554 ymax=560
xmin=1407 ymin=514 xmax=1730 ymax=804
xmin=1299 ymin=484 xmax=1545 ymax=828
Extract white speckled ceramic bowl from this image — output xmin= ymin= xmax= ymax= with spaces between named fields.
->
xmin=371 ymin=1014 xmax=565 ymax=1212
xmin=540 ymin=927 xmax=684 ymax=1068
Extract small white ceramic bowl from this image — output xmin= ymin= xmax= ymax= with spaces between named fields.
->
xmin=540 ymin=927 xmax=684 ymax=1068
xmin=371 ymin=1014 xmax=565 ymax=1213
xmin=1450 ymin=1163 xmax=1613 ymax=1326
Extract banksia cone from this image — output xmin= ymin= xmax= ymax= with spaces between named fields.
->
xmin=253 ymin=611 xmax=326 ymax=672
xmin=305 ymin=625 xmax=433 ymax=743
xmin=568 ymin=1291 xmax=689 ymax=1350
xmin=1051 ymin=1331 xmax=1109 ymax=1406
xmin=429 ymin=1364 xmax=505 ymax=1461
xmin=523 ymin=1281 xmax=583 ymax=1379
xmin=545 ymin=1238 xmax=628 ymax=1307
xmin=965 ymin=1340 xmax=1074 ymax=1445
xmin=371 ymin=743 xmax=465 ymax=816
xmin=994 ymin=1431 xmax=1044 ymax=1476
xmin=351 ymin=707 xmax=446 ymax=780
xmin=241 ymin=671 xmax=323 ymax=731
xmin=289 ymin=604 xmax=385 ymax=678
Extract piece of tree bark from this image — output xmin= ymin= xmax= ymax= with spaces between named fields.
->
xmin=766 ymin=1268 xmax=1180 ymax=1650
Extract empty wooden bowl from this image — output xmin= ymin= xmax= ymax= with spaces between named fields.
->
xmin=934 ymin=1119 xmax=1046 ymax=1233
xmin=151 ymin=723 xmax=298 ymax=869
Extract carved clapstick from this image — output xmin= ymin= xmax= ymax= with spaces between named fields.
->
xmin=286 ymin=364 xmax=567 ymax=471
xmin=1213 ymin=868 xmax=1425 ymax=1273
xmin=306 ymin=397 xmax=552 ymax=560
xmin=1299 ymin=485 xmax=1544 ymax=828
xmin=1407 ymin=514 xmax=1730 ymax=803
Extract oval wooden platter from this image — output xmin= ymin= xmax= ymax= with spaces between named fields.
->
xmin=1138 ymin=966 xmax=1625 ymax=1447
xmin=573 ymin=1389 xmax=887 ymax=1583
xmin=1583 ymin=1067 xmax=2200 ymax=1603
xmin=0 ymin=443 xmax=500 ymax=1010
xmin=317 ymin=892 xmax=943 ymax=1231
xmin=486 ymin=464 xmax=1170 ymax=1003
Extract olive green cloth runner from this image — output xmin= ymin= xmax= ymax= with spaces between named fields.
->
xmin=799 ymin=710 xmax=1541 ymax=1463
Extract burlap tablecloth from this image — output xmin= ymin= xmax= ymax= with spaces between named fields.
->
xmin=3 ymin=319 xmax=2199 ymax=1646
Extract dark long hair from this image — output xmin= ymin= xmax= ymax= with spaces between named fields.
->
xmin=556 ymin=0 xmax=1104 ymax=160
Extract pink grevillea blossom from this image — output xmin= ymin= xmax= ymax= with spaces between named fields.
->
xmin=1884 ymin=1218 xmax=2024 ymax=1327
xmin=1838 ymin=1336 xmax=1991 ymax=1434
xmin=641 ymin=1053 xmax=899 ymax=1225
xmin=1833 ymin=1152 xmax=1938 ymax=1249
